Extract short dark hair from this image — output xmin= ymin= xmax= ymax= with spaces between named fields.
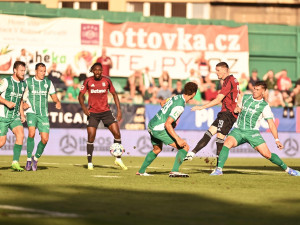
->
xmin=184 ymin=82 xmax=198 ymax=95
xmin=13 ymin=61 xmax=26 ymax=70
xmin=254 ymin=81 xmax=267 ymax=90
xmin=216 ymin=62 xmax=229 ymax=69
xmin=35 ymin=62 xmax=46 ymax=70
xmin=90 ymin=62 xmax=102 ymax=72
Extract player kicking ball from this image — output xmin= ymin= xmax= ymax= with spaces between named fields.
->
xmin=136 ymin=82 xmax=198 ymax=177
xmin=211 ymin=81 xmax=300 ymax=176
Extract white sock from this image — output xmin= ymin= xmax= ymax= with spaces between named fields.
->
xmin=88 ymin=162 xmax=93 ymax=166
xmin=188 ymin=152 xmax=195 ymax=157
xmin=115 ymin=158 xmax=122 ymax=162
xmin=27 ymin=158 xmax=32 ymax=162
xmin=217 ymin=167 xmax=223 ymax=171
xmin=34 ymin=156 xmax=38 ymax=161
xmin=12 ymin=160 xmax=18 ymax=164
xmin=285 ymin=167 xmax=290 ymax=173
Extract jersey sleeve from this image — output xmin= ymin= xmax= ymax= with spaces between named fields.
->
xmin=0 ymin=78 xmax=8 ymax=94
xmin=80 ymin=78 xmax=89 ymax=94
xmin=49 ymin=81 xmax=56 ymax=95
xmin=169 ymin=106 xmax=184 ymax=121
xmin=262 ymin=104 xmax=274 ymax=120
xmin=219 ymin=78 xmax=232 ymax=96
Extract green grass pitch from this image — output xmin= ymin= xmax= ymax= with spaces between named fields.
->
xmin=0 ymin=155 xmax=299 ymax=225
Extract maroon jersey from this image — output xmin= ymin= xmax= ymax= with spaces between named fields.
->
xmin=219 ymin=75 xmax=240 ymax=118
xmin=96 ymin=56 xmax=112 ymax=76
xmin=80 ymin=76 xmax=115 ymax=113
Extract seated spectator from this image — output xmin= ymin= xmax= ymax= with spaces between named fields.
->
xmin=62 ymin=64 xmax=77 ymax=87
xmin=47 ymin=63 xmax=66 ymax=99
xmin=17 ymin=48 xmax=34 ymax=76
xmin=238 ymin=72 xmax=249 ymax=93
xmin=159 ymin=71 xmax=172 ymax=91
xmin=195 ymin=51 xmax=211 ymax=81
xmin=263 ymin=70 xmax=277 ymax=90
xmin=157 ymin=81 xmax=172 ymax=101
xmin=291 ymin=79 xmax=300 ymax=106
xmin=65 ymin=77 xmax=80 ymax=102
xmin=282 ymin=91 xmax=294 ymax=118
xmin=247 ymin=69 xmax=260 ymax=92
xmin=268 ymin=89 xmax=285 ymax=107
xmin=275 ymin=69 xmax=292 ymax=92
xmin=172 ymin=80 xmax=184 ymax=96
xmin=124 ymin=70 xmax=144 ymax=100
xmin=143 ymin=84 xmax=158 ymax=104
xmin=204 ymin=83 xmax=218 ymax=101
xmin=142 ymin=67 xmax=156 ymax=90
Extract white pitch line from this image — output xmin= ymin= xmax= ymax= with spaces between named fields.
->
xmin=92 ymin=175 xmax=120 ymax=178
xmin=0 ymin=205 xmax=79 ymax=218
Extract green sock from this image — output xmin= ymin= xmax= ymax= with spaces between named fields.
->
xmin=171 ymin=149 xmax=187 ymax=172
xmin=269 ymin=153 xmax=287 ymax=170
xmin=13 ymin=144 xmax=23 ymax=161
xmin=217 ymin=146 xmax=230 ymax=168
xmin=27 ymin=137 xmax=35 ymax=158
xmin=35 ymin=141 xmax=46 ymax=159
xmin=138 ymin=151 xmax=157 ymax=173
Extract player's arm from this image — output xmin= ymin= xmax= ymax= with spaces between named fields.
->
xmin=0 ymin=96 xmax=15 ymax=109
xmin=50 ymin=94 xmax=61 ymax=110
xmin=19 ymin=100 xmax=26 ymax=123
xmin=78 ymin=92 xmax=89 ymax=116
xmin=165 ymin=117 xmax=186 ymax=148
xmin=111 ymin=92 xmax=122 ymax=121
xmin=191 ymin=93 xmax=225 ymax=111
xmin=267 ymin=119 xmax=283 ymax=150
xmin=234 ymin=94 xmax=243 ymax=113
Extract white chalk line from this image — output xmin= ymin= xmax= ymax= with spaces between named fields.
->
xmin=92 ymin=175 xmax=120 ymax=178
xmin=0 ymin=205 xmax=79 ymax=218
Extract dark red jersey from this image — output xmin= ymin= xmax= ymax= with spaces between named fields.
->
xmin=80 ymin=76 xmax=115 ymax=113
xmin=219 ymin=75 xmax=240 ymax=118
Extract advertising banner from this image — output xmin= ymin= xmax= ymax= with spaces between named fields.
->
xmin=0 ymin=129 xmax=299 ymax=158
xmin=0 ymin=14 xmax=103 ymax=75
xmin=103 ymin=21 xmax=249 ymax=79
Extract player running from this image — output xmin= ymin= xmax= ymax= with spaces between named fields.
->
xmin=0 ymin=61 xmax=27 ymax=171
xmin=136 ymin=82 xmax=198 ymax=177
xmin=78 ymin=62 xmax=127 ymax=170
xmin=23 ymin=63 xmax=61 ymax=171
xmin=211 ymin=81 xmax=300 ymax=176
xmin=184 ymin=62 xmax=240 ymax=164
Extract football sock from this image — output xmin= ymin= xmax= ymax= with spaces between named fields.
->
xmin=217 ymin=146 xmax=230 ymax=169
xmin=13 ymin=144 xmax=22 ymax=161
xmin=171 ymin=149 xmax=187 ymax=172
xmin=35 ymin=141 xmax=46 ymax=158
xmin=138 ymin=151 xmax=157 ymax=173
xmin=87 ymin=142 xmax=94 ymax=163
xmin=216 ymin=138 xmax=224 ymax=167
xmin=114 ymin=139 xmax=122 ymax=158
xmin=26 ymin=137 xmax=35 ymax=158
xmin=269 ymin=153 xmax=287 ymax=170
xmin=192 ymin=130 xmax=212 ymax=154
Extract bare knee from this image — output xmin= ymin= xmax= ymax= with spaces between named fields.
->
xmin=183 ymin=144 xmax=190 ymax=152
xmin=153 ymin=145 xmax=162 ymax=155
xmin=41 ymin=137 xmax=49 ymax=145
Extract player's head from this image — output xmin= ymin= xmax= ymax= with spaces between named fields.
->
xmin=215 ymin=62 xmax=229 ymax=80
xmin=13 ymin=61 xmax=26 ymax=81
xmin=183 ymin=82 xmax=198 ymax=101
xmin=35 ymin=63 xmax=46 ymax=80
xmin=90 ymin=62 xmax=103 ymax=80
xmin=253 ymin=81 xmax=267 ymax=99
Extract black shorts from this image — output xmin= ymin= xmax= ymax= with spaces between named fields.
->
xmin=87 ymin=111 xmax=117 ymax=128
xmin=211 ymin=111 xmax=237 ymax=135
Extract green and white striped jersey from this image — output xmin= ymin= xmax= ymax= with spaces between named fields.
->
xmin=0 ymin=77 xmax=26 ymax=119
xmin=236 ymin=94 xmax=273 ymax=130
xmin=148 ymin=95 xmax=185 ymax=131
xmin=23 ymin=77 xmax=56 ymax=116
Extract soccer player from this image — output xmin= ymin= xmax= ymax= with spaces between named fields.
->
xmin=136 ymin=82 xmax=198 ymax=177
xmin=0 ymin=61 xmax=27 ymax=171
xmin=185 ymin=62 xmax=239 ymax=163
xmin=78 ymin=62 xmax=127 ymax=170
xmin=23 ymin=63 xmax=61 ymax=171
xmin=211 ymin=81 xmax=300 ymax=176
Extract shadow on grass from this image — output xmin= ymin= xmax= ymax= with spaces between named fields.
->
xmin=0 ymin=183 xmax=299 ymax=225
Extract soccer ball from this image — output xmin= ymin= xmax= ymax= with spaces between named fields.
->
xmin=110 ymin=143 xmax=125 ymax=157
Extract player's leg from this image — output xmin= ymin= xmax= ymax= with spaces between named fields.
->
xmin=105 ymin=111 xmax=127 ymax=170
xmin=137 ymin=143 xmax=162 ymax=176
xmin=11 ymin=125 xmax=25 ymax=171
xmin=25 ymin=126 xmax=36 ymax=171
xmin=0 ymin=135 xmax=7 ymax=148
xmin=255 ymin=142 xmax=300 ymax=176
xmin=169 ymin=142 xmax=190 ymax=177
xmin=86 ymin=113 xmax=100 ymax=170
xmin=0 ymin=119 xmax=9 ymax=148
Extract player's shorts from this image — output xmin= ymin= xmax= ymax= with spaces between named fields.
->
xmin=211 ymin=111 xmax=237 ymax=135
xmin=147 ymin=127 xmax=176 ymax=146
xmin=0 ymin=116 xmax=23 ymax=136
xmin=87 ymin=110 xmax=117 ymax=128
xmin=26 ymin=113 xmax=50 ymax=133
xmin=228 ymin=128 xmax=266 ymax=148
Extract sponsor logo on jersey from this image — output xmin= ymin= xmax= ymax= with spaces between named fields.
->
xmin=31 ymin=90 xmax=47 ymax=95
xmin=91 ymin=89 xmax=106 ymax=94
xmin=10 ymin=92 xmax=23 ymax=98
xmin=102 ymin=82 xmax=106 ymax=87
xmin=91 ymin=84 xmax=95 ymax=87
